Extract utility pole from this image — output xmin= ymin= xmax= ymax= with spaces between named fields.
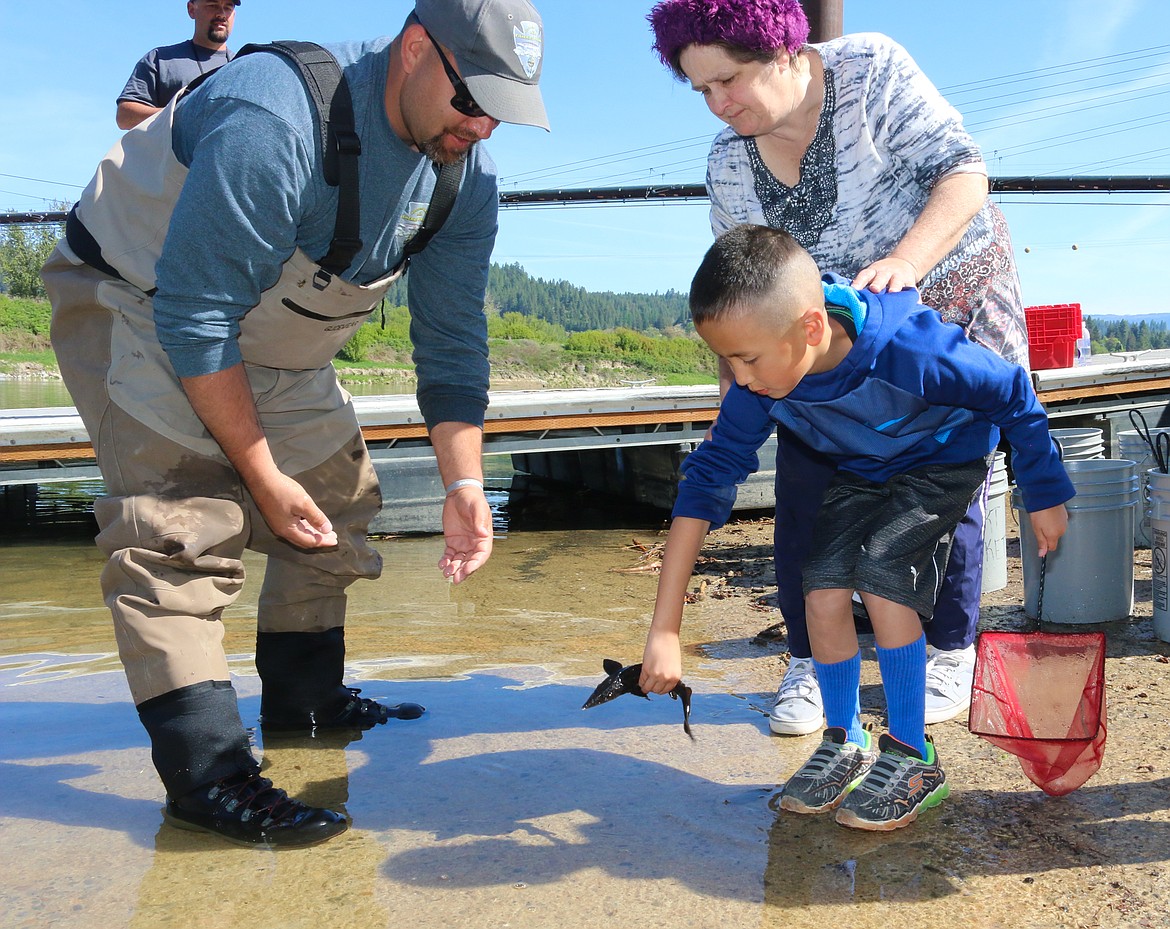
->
xmin=800 ymin=0 xmax=844 ymax=42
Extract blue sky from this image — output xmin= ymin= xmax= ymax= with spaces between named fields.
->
xmin=2 ymin=1 xmax=1169 ymax=316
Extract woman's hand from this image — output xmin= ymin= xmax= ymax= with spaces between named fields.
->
xmin=851 ymin=256 xmax=919 ymax=293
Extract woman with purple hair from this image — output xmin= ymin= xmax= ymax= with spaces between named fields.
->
xmin=647 ymin=1 xmax=1026 ymax=752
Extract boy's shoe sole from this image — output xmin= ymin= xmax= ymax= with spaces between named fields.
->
xmin=780 ymin=727 xmax=878 ymax=815
xmin=769 ymin=715 xmax=825 ymax=736
xmin=834 ymin=733 xmax=949 ymax=832
xmin=834 ymin=780 xmax=949 ymax=831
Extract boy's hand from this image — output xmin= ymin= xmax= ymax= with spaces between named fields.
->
xmin=1029 ymin=503 xmax=1069 ymax=557
xmin=640 ymin=629 xmax=682 ymax=695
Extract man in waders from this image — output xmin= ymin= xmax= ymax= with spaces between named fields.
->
xmin=42 ymin=0 xmax=548 ymax=849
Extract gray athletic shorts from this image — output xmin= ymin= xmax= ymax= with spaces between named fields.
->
xmin=802 ymin=455 xmax=993 ymax=619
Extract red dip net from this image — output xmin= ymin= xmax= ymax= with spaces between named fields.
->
xmin=969 ymin=630 xmax=1107 ymax=796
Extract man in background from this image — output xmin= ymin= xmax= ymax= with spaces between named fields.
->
xmin=116 ymin=0 xmax=240 ymax=129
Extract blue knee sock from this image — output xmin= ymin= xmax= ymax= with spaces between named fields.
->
xmin=812 ymin=652 xmax=864 ymax=745
xmin=876 ymin=634 xmax=927 ymax=758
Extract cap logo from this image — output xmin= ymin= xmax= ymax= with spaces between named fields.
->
xmin=512 ymin=21 xmax=542 ymax=79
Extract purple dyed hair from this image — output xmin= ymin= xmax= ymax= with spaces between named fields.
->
xmin=648 ymin=0 xmax=810 ymax=78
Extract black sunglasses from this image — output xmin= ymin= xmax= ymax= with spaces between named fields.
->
xmin=425 ymin=31 xmax=488 ymax=119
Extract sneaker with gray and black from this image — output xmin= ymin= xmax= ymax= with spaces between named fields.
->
xmin=835 ymin=732 xmax=949 ymax=831
xmin=780 ymin=727 xmax=878 ymax=814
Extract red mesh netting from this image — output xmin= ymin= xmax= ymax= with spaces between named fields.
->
xmin=969 ymin=630 xmax=1107 ymax=796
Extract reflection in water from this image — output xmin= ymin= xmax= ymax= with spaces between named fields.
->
xmin=761 ymin=808 xmax=961 ymax=912
xmin=133 ymin=733 xmax=390 ymax=929
xmin=7 ymin=477 xmax=1170 ymax=927
xmin=0 ymin=523 xmax=679 ymax=685
xmin=0 ymin=377 xmax=77 ymax=408
xmin=0 ymin=652 xmax=122 ymax=683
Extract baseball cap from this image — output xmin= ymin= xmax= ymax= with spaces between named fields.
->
xmin=414 ymin=0 xmax=549 ymax=130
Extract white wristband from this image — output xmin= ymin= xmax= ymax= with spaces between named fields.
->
xmin=445 ymin=478 xmax=484 ymax=495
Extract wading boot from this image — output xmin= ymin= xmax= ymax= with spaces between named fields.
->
xmin=139 ymin=681 xmax=346 ymax=847
xmin=257 ymin=629 xmax=424 ymax=737
xmin=165 ymin=768 xmax=348 ymax=848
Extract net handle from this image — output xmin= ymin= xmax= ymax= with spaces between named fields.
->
xmin=1033 ymin=554 xmax=1047 ymax=632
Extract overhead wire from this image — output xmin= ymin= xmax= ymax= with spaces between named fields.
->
xmin=938 ymin=44 xmax=1170 ymax=94
xmin=6 ymin=46 xmax=1170 ymax=201
xmin=502 ymin=43 xmax=1170 ymax=191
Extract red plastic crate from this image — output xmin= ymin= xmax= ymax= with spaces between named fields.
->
xmin=1025 ymin=303 xmax=1082 ymax=340
xmin=1025 ymin=303 xmax=1082 ymax=370
xmin=1028 ymin=338 xmax=1076 ymax=370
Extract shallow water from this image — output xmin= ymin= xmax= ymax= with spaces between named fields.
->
xmin=1 ymin=529 xmax=771 ymax=929
xmin=4 ymin=519 xmax=1170 ymax=928
xmin=0 ymin=377 xmax=414 ymax=409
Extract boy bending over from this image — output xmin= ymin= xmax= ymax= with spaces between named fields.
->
xmin=640 ymin=225 xmax=1074 ymax=831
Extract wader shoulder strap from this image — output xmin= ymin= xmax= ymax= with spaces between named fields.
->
xmin=235 ymin=40 xmax=361 ymax=277
xmin=233 ymin=42 xmax=464 ymax=278
xmin=77 ymin=42 xmax=463 ymax=284
xmin=400 ymin=157 xmax=466 ymax=267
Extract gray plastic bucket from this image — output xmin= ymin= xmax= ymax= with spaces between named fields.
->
xmin=982 ymin=451 xmax=1009 ymax=593
xmin=1012 ymin=458 xmax=1138 ymax=624
xmin=1118 ymin=429 xmax=1170 ymax=547
xmin=1146 ymin=469 xmax=1170 ymax=641
xmin=1049 ymin=427 xmax=1105 ymax=461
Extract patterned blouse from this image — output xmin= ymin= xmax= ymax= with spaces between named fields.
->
xmin=706 ymin=33 xmax=1028 ymax=367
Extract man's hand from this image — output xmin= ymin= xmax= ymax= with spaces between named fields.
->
xmin=179 ymin=364 xmax=338 ymax=549
xmin=438 ymin=485 xmax=493 ymax=583
xmin=251 ymin=471 xmax=339 ymax=549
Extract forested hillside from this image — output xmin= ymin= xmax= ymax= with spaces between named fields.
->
xmin=385 ymin=261 xmax=690 ymax=332
xmin=1086 ymin=316 xmax=1170 ymax=352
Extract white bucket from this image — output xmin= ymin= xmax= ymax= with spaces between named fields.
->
xmin=1118 ymin=429 xmax=1170 ymax=547
xmin=982 ymin=451 xmax=1009 ymax=593
xmin=1013 ymin=458 xmax=1138 ymax=624
xmin=1146 ymin=469 xmax=1170 ymax=642
xmin=1049 ymin=427 xmax=1105 ymax=461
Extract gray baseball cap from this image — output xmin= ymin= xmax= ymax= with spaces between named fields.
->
xmin=414 ymin=0 xmax=549 ymax=130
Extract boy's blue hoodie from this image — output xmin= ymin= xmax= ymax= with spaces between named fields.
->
xmin=674 ymin=275 xmax=1076 ymax=530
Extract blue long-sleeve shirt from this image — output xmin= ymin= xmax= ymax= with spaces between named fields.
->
xmin=156 ymin=39 xmax=499 ymax=428
xmin=674 ymin=277 xmax=1075 ymax=529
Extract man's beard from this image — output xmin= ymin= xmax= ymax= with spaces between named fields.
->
xmin=205 ymin=23 xmax=230 ymax=44
xmin=418 ymin=132 xmax=477 ymax=166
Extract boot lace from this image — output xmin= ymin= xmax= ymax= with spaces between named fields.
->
xmin=207 ymin=771 xmax=307 ymax=827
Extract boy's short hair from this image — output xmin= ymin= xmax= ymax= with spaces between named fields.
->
xmin=689 ymin=224 xmax=820 ymax=327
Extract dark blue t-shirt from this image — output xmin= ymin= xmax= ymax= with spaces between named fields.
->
xmin=117 ymin=39 xmax=232 ymax=108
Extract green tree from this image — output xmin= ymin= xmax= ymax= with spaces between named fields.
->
xmin=0 ymin=222 xmax=62 ymax=298
xmin=337 ymin=321 xmax=378 ymax=362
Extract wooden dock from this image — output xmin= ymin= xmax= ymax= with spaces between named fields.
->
xmin=6 ymin=358 xmax=1170 ymax=532
xmin=0 ymin=385 xmax=720 ymax=473
xmin=7 ymin=356 xmax=1170 ymax=470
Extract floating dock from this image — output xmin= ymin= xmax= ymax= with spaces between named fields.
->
xmin=5 ymin=356 xmax=1170 ymax=532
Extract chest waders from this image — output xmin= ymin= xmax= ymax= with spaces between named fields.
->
xmin=54 ymin=43 xmax=462 ymax=799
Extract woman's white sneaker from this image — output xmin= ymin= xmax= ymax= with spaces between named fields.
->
xmin=768 ymin=656 xmax=824 ymax=735
xmin=923 ymin=644 xmax=976 ymax=724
